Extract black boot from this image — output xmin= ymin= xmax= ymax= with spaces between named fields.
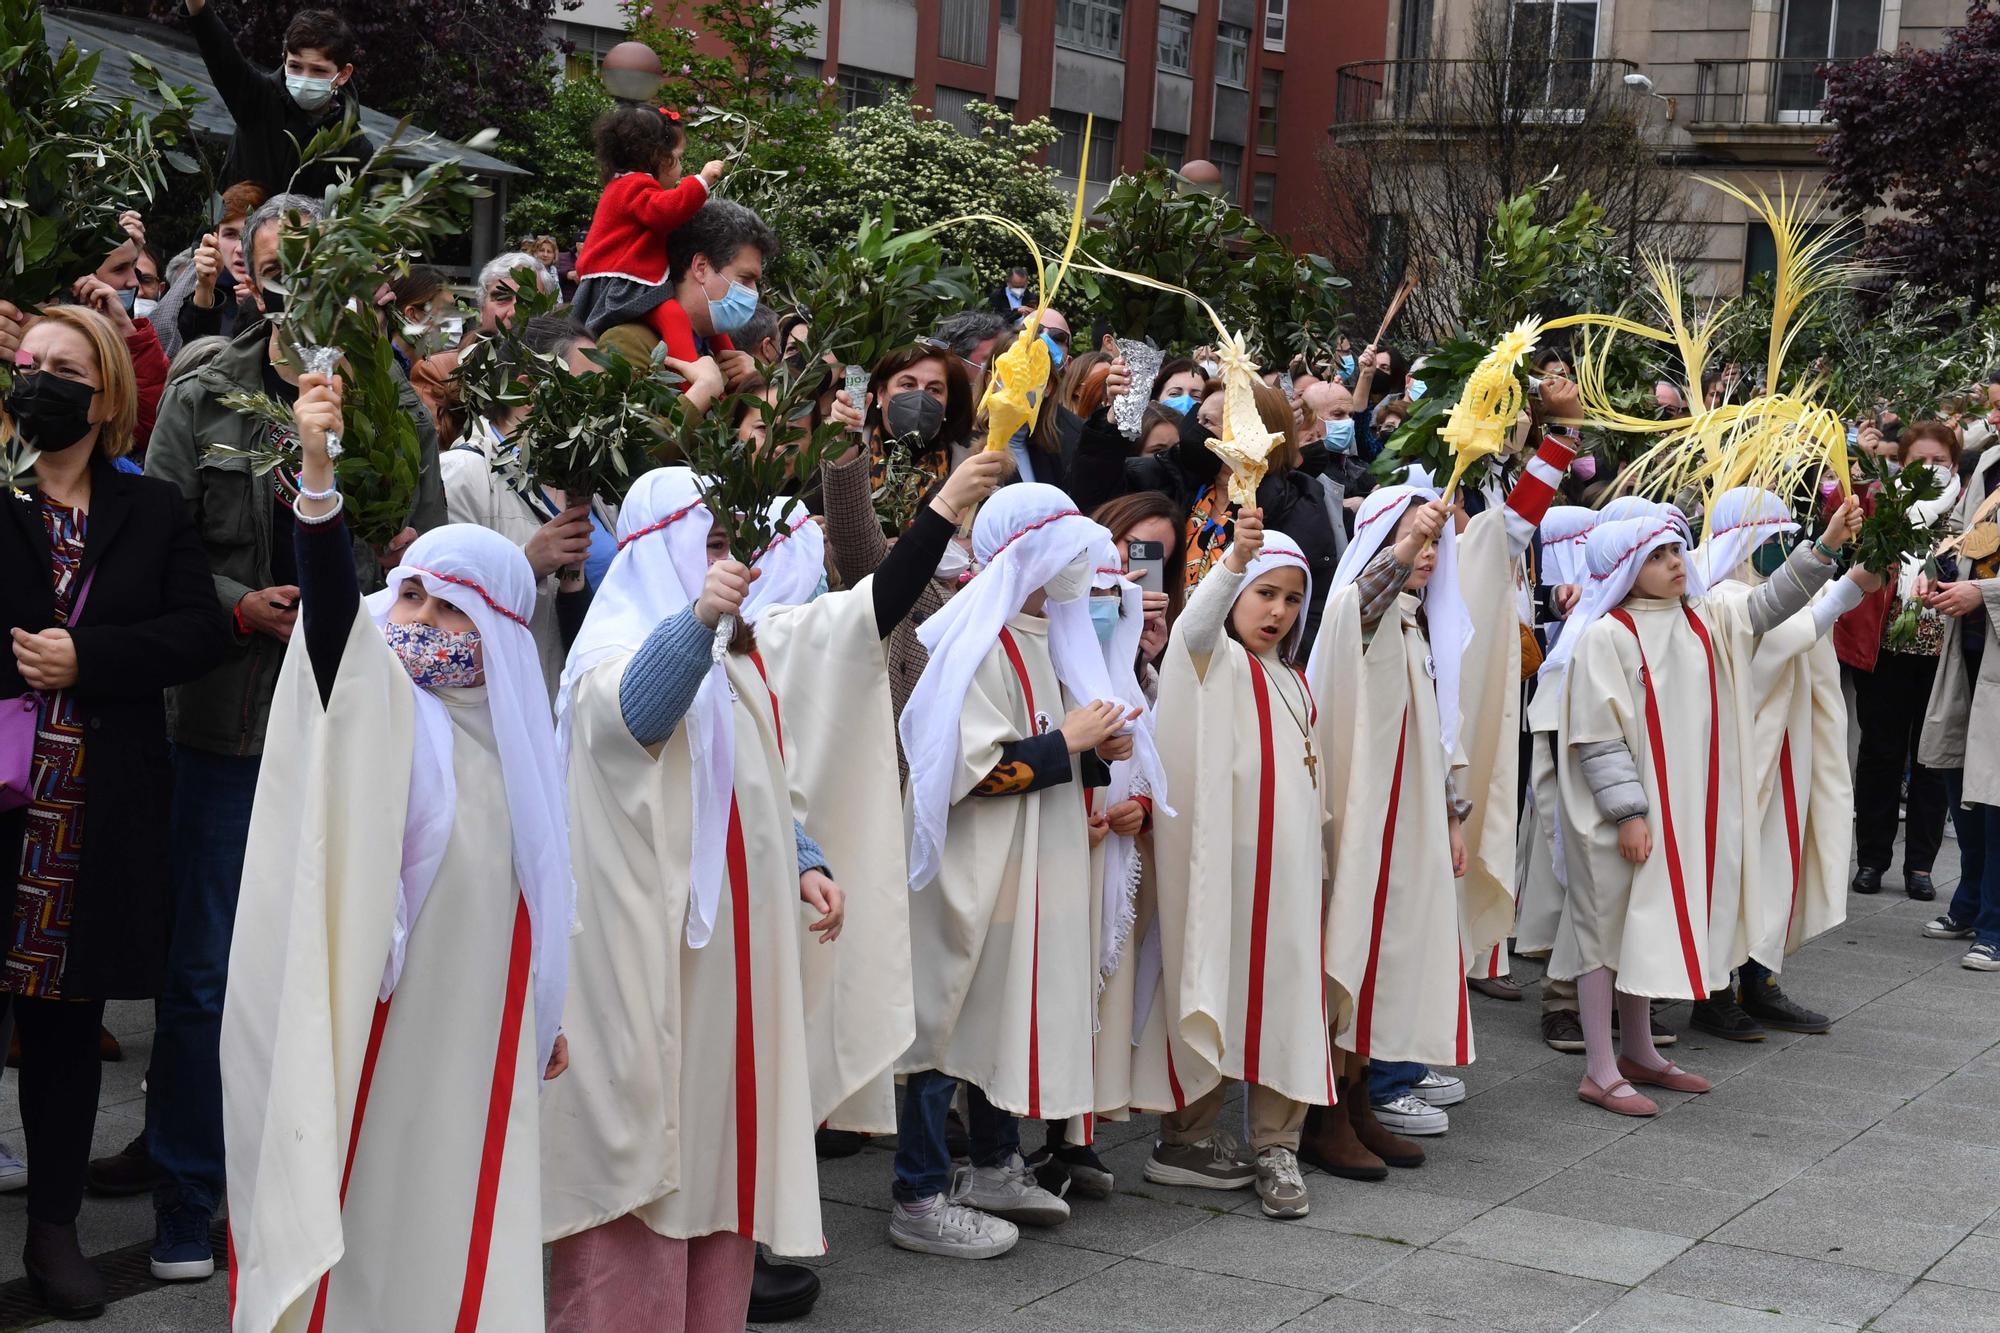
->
xmin=85 ymin=1131 xmax=162 ymax=1198
xmin=1905 ymin=869 xmax=1937 ymax=902
xmin=1739 ymin=961 xmax=1831 ymax=1034
xmin=1690 ymin=986 xmax=1766 ymax=1042
xmin=1850 ymin=865 xmax=1884 ymax=895
xmin=23 ymin=1219 xmax=106 ymax=1320
xmin=814 ymin=1128 xmax=864 ymax=1159
xmin=748 ymin=1248 xmax=821 ymax=1323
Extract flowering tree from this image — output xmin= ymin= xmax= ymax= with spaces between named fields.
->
xmin=504 ymin=77 xmax=614 ymax=242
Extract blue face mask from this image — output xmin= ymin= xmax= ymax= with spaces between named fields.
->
xmin=1162 ymin=392 xmax=1199 ymax=416
xmin=1339 ymin=354 xmax=1356 ymax=377
xmin=810 ymin=571 xmax=830 ymax=601
xmin=1041 ymin=331 xmax=1066 ymax=368
xmin=1088 ymin=595 xmax=1122 ymax=644
xmin=1323 ymin=418 xmax=1356 ymax=452
xmin=1407 ymin=378 xmax=1428 ymax=400
xmin=703 ymin=272 xmax=758 ymax=334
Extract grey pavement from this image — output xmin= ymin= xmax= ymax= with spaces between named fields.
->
xmin=1 ymin=838 xmax=1995 ymax=1330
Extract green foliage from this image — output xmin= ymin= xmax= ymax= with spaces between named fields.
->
xmin=1852 ymin=451 xmax=1944 ymax=577
xmin=786 ymin=209 xmax=977 ymax=372
xmin=1081 ymin=164 xmax=1349 ymax=367
xmin=208 ymin=122 xmax=492 ymax=549
xmin=503 ymin=78 xmax=615 ymax=242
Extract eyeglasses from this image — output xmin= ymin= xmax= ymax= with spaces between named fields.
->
xmin=1042 ymin=328 xmax=1071 ymax=349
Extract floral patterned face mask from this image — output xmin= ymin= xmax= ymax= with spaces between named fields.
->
xmin=384 ymin=620 xmax=484 ymax=688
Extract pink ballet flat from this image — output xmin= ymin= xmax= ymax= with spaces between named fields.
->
xmin=1578 ymin=1076 xmax=1659 ymax=1118
xmin=1617 ymin=1057 xmax=1712 ymax=1094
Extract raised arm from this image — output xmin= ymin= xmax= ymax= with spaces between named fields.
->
xmin=290 ymin=372 xmax=361 ymax=705
xmin=1742 ymin=498 xmax=1861 ymax=635
xmin=619 ymin=557 xmax=752 ymax=746
xmin=869 ymin=452 xmax=1009 ymax=637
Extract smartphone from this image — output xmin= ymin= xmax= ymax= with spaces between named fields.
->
xmin=1127 ymin=539 xmax=1166 ymax=594
xmin=1846 ymin=423 xmax=1860 ymax=447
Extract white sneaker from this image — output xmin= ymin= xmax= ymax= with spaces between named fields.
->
xmin=954 ymin=1154 xmax=1071 ymax=1226
xmin=1255 ymin=1146 xmax=1309 ymax=1219
xmin=1926 ymin=914 xmax=1976 ymax=940
xmin=888 ymin=1195 xmax=1019 ymax=1259
xmin=0 ymin=1141 xmax=26 ymax=1193
xmin=1963 ymin=943 xmax=2000 ymax=972
xmin=1373 ymin=1092 xmax=1449 ymax=1136
xmin=1412 ymin=1070 xmax=1466 ymax=1107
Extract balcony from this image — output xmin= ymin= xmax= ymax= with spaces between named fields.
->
xmin=1331 ymin=58 xmax=1641 ymax=143
xmin=1687 ymin=58 xmax=1861 ymax=163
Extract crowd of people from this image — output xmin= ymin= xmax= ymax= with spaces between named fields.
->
xmin=1 ymin=1 xmax=1998 ymax=1329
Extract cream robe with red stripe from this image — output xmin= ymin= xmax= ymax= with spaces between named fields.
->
xmin=1060 ymin=794 xmax=1146 ymax=1144
xmin=898 ymin=613 xmax=1097 ymax=1120
xmin=1704 ymin=581 xmax=1850 ymax=968
xmin=753 ymin=582 xmax=913 ymax=1134
xmin=224 ymin=614 xmax=542 ymax=1333
xmin=1136 ymin=629 xmax=1334 ymax=1110
xmin=542 ymin=651 xmax=822 ymax=1257
xmin=1453 ymin=510 xmax=1528 ymax=969
xmin=1512 ymin=705 xmax=1565 ymax=958
xmin=1313 ymin=589 xmax=1476 ymax=1068
xmin=1552 ymin=597 xmax=1732 ymax=998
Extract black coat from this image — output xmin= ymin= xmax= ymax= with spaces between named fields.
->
xmin=0 ymin=462 xmax=229 ymax=998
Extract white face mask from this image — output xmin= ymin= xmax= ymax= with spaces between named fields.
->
xmin=935 ymin=539 xmax=972 ymax=584
xmin=1042 ymin=552 xmax=1093 ymax=604
xmin=286 ymin=74 xmax=338 ymax=112
xmin=132 ymin=296 xmax=158 ymax=320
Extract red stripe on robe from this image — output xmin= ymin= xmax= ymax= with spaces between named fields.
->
xmin=727 ymin=798 xmax=759 ymax=1236
xmin=1352 ymin=710 xmax=1410 ymax=1058
xmin=1681 ymin=606 xmax=1722 ymax=905
xmin=1242 ymin=655 xmax=1281 ymax=1085
xmin=453 ymin=896 xmax=534 ymax=1332
xmin=1779 ymin=735 xmax=1802 ymax=934
xmin=306 ymin=996 xmax=394 ymax=1333
xmin=997 ymin=628 xmax=1045 ymax=1119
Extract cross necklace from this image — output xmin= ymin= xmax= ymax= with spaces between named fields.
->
xmin=1264 ymin=662 xmax=1317 ymax=789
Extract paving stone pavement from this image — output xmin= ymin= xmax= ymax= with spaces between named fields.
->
xmin=0 ymin=842 xmax=1993 ymax=1330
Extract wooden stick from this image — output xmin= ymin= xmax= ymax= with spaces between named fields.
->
xmin=1371 ymin=260 xmax=1420 ymax=349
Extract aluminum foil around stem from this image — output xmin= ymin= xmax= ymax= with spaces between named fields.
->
xmin=301 ymin=344 xmax=343 ymax=459
xmin=710 ymin=613 xmax=734 ymax=664
xmin=1111 ymin=338 xmax=1163 ymax=442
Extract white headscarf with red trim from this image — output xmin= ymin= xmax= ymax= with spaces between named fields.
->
xmin=1230 ymin=528 xmax=1315 ymax=662
xmin=1692 ymin=487 xmax=1797 ymax=591
xmin=1319 ymin=467 xmax=1470 ymax=756
xmin=1539 ymin=514 xmax=1688 ymax=684
xmin=557 ymin=466 xmax=738 ymax=949
xmin=742 ymin=496 xmax=825 ymax=624
xmin=368 ymin=522 xmax=572 ymax=1072
xmin=1538 ymin=505 xmax=1599 ymax=586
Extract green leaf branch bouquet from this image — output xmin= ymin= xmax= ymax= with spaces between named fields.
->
xmin=1849 ymin=450 xmax=1945 ymax=579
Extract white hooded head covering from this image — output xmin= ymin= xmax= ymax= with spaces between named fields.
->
xmin=1228 ymin=528 xmax=1315 ymax=662
xmin=557 ymin=466 xmax=738 ymax=949
xmin=1538 ymin=505 xmax=1599 ymax=586
xmin=742 ymin=496 xmax=825 ymax=624
xmin=1539 ymin=514 xmax=1687 ymax=683
xmin=1317 ymin=466 xmax=1470 ymax=757
xmin=1597 ymin=495 xmax=1660 ymax=524
xmin=1692 ymin=487 xmax=1796 ymax=589
xmin=1088 ymin=537 xmax=1160 ymax=987
xmin=900 ymin=483 xmax=1169 ymax=891
xmin=367 ymin=522 xmax=572 ymax=1072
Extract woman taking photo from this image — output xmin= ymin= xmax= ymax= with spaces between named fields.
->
xmin=1 ymin=304 xmax=226 ymax=1315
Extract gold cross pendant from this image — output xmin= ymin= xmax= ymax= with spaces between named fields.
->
xmin=1303 ymin=739 xmax=1319 ymax=789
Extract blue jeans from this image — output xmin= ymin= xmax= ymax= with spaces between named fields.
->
xmin=146 ymin=747 xmax=261 ymax=1217
xmin=1368 ymin=1060 xmax=1427 ymax=1104
xmin=1944 ymin=771 xmax=2000 ymax=948
xmin=891 ymin=1070 xmax=1021 ymax=1204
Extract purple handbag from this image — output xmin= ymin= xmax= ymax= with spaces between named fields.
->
xmin=1 ymin=568 xmax=94 ymax=813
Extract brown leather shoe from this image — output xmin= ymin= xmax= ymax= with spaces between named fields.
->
xmin=1345 ymin=1078 xmax=1425 ymax=1168
xmin=1297 ymin=1100 xmax=1386 ymax=1181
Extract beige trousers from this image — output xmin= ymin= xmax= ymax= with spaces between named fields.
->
xmin=1159 ymin=1079 xmax=1306 ymax=1152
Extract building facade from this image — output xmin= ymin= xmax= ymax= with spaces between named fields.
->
xmin=1335 ymin=0 xmax=1965 ymax=295
xmin=550 ymin=0 xmax=1390 ymax=243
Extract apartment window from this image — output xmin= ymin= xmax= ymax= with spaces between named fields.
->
xmin=1251 ymin=174 xmax=1275 ymax=226
xmin=1509 ymin=0 xmax=1599 ymax=110
xmin=1776 ymin=0 xmax=1880 ymax=118
xmin=1257 ymin=69 xmax=1281 ymax=151
xmin=934 ymin=86 xmax=983 ymax=136
xmin=1050 ymin=110 xmax=1120 ymax=181
xmin=1057 ymin=0 xmax=1125 ymax=56
xmin=1000 ymin=0 xmax=1018 ymax=29
xmin=1265 ymin=0 xmax=1288 ymax=49
xmin=1149 ymin=128 xmax=1187 ymax=171
xmin=1157 ymin=10 xmax=1193 ymax=72
xmin=1216 ymin=22 xmax=1250 ymax=88
xmin=1209 ymin=140 xmax=1242 ymax=201
xmin=940 ymin=0 xmax=989 ymax=65
xmin=837 ymin=68 xmax=907 ymax=115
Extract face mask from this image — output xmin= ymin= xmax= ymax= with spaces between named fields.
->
xmin=118 ymin=287 xmax=137 ymax=314
xmin=1572 ymin=453 xmax=1599 ymax=482
xmin=1197 ymin=359 xmax=1220 ymax=377
xmin=285 ymin=74 xmax=339 ymax=112
xmin=1339 ymin=354 xmax=1356 ymax=376
xmin=4 ymin=371 xmax=97 ymax=455
xmin=810 ymin=571 xmax=830 ymax=602
xmin=1088 ymin=595 xmax=1122 ymax=644
xmin=884 ymin=389 xmax=945 ymax=444
xmin=702 ymin=272 xmax=758 ymax=334
xmin=1407 ymin=379 xmax=1428 ymax=400
xmin=935 ymin=540 xmax=973 ymax=584
xmin=1040 ymin=332 xmax=1066 ymax=368
xmin=1750 ymin=536 xmax=1789 ymax=578
xmin=1931 ymin=462 xmax=1956 ymax=488
xmin=1324 ymin=418 xmax=1356 ymax=453
xmin=383 ymin=620 xmax=484 ymax=689
xmin=133 ymin=296 xmax=158 ymax=320
xmin=1042 ymin=552 xmax=1093 ymax=603
xmin=257 ymin=281 xmax=287 ymax=316
xmin=1162 ymin=392 xmax=1199 ymax=416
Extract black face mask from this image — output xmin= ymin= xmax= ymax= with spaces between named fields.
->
xmin=1750 ymin=535 xmax=1789 ymax=578
xmin=884 ymin=389 xmax=945 ymax=444
xmin=4 ymin=371 xmax=96 ymax=456
xmin=257 ymin=282 xmax=286 ymax=316
xmin=1173 ymin=411 xmax=1222 ymax=481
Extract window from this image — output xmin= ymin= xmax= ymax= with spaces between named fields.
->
xmin=1209 ymin=140 xmax=1242 ymax=201
xmin=1150 ymin=128 xmax=1187 ymax=171
xmin=1050 ymin=110 xmax=1120 ymax=181
xmin=1000 ymin=0 xmax=1018 ymax=29
xmin=1508 ymin=0 xmax=1599 ymax=111
xmin=1251 ymin=174 xmax=1275 ymax=226
xmin=1776 ymin=0 xmax=1880 ymax=119
xmin=836 ymin=68 xmax=908 ymax=115
xmin=940 ymin=0 xmax=989 ymax=65
xmin=1216 ymin=22 xmax=1250 ymax=88
xmin=1057 ymin=0 xmax=1125 ymax=56
xmin=1265 ymin=0 xmax=1288 ymax=49
xmin=934 ymin=87 xmax=983 ymax=136
xmin=1157 ymin=10 xmax=1193 ymax=72
xmin=1257 ymin=69 xmax=1281 ymax=151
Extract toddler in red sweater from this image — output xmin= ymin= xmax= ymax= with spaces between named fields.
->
xmin=571 ymin=105 xmax=726 ymax=344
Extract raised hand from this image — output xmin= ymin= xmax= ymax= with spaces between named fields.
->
xmin=1224 ymin=506 xmax=1265 ymax=574
xmin=695 ymin=557 xmax=757 ymax=628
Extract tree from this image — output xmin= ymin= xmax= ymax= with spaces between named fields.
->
xmin=504 ymin=77 xmax=613 ymax=243
xmin=1322 ymin=0 xmax=1697 ymax=342
xmin=1822 ymin=3 xmax=2000 ymax=303
xmin=71 ymin=0 xmax=566 ymax=149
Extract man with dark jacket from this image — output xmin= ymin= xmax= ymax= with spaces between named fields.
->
xmin=103 ymin=193 xmax=444 ymax=1285
xmin=182 ymin=0 xmax=375 ymax=199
